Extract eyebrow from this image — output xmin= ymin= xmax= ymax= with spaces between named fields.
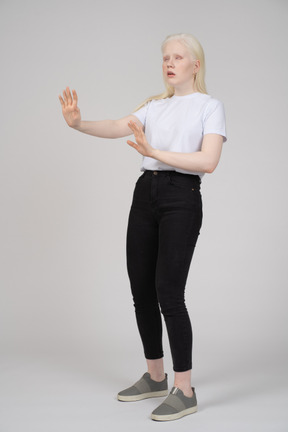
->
xmin=163 ymin=53 xmax=184 ymax=57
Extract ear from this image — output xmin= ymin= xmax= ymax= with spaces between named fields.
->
xmin=194 ymin=59 xmax=201 ymax=74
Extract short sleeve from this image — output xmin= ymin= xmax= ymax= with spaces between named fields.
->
xmin=131 ymin=101 xmax=151 ymax=128
xmin=203 ymin=99 xmax=227 ymax=143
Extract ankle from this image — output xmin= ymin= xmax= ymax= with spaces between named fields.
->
xmin=174 ymin=369 xmax=193 ymax=397
xmin=174 ymin=384 xmax=193 ymax=398
xmin=146 ymin=358 xmax=165 ymax=382
xmin=149 ymin=372 xmax=166 ymax=382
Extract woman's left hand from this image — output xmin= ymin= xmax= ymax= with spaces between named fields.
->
xmin=127 ymin=121 xmax=155 ymax=157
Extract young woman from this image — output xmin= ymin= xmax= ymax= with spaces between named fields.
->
xmin=59 ymin=33 xmax=227 ymax=422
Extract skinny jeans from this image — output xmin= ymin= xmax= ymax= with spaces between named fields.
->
xmin=126 ymin=170 xmax=203 ymax=372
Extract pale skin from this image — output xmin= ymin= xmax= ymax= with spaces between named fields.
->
xmin=58 ymin=39 xmax=224 ymax=398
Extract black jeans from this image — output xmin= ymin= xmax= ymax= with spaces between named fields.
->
xmin=126 ymin=170 xmax=203 ymax=372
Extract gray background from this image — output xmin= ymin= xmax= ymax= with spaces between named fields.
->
xmin=0 ymin=0 xmax=287 ymax=431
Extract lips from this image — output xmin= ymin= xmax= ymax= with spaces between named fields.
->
xmin=167 ymin=71 xmax=175 ymax=76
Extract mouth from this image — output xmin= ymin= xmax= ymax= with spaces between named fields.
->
xmin=167 ymin=71 xmax=175 ymax=77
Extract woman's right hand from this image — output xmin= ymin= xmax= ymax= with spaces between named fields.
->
xmin=59 ymin=86 xmax=81 ymax=129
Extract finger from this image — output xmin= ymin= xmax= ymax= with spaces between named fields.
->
xmin=59 ymin=95 xmax=64 ymax=106
xmin=62 ymin=89 xmax=68 ymax=106
xmin=128 ymin=120 xmax=138 ymax=129
xmin=72 ymin=89 xmax=78 ymax=106
xmin=127 ymin=140 xmax=138 ymax=148
xmin=132 ymin=122 xmax=144 ymax=135
xmin=128 ymin=122 xmax=142 ymax=136
xmin=127 ymin=121 xmax=135 ymax=130
xmin=66 ymin=86 xmax=72 ymax=105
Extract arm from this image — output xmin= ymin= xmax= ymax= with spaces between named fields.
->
xmin=74 ymin=115 xmax=144 ymax=139
xmin=127 ymin=120 xmax=224 ymax=173
xmin=152 ymin=134 xmax=223 ymax=173
xmin=59 ymin=86 xmax=143 ymax=139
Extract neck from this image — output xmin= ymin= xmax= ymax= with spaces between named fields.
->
xmin=172 ymin=79 xmax=197 ymax=96
xmin=174 ymin=86 xmax=197 ymax=96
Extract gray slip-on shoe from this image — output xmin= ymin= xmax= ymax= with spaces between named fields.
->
xmin=151 ymin=386 xmax=197 ymax=421
xmin=117 ymin=372 xmax=168 ymax=402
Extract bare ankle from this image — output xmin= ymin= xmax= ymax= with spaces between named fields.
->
xmin=150 ymin=372 xmax=166 ymax=382
xmin=174 ymin=369 xmax=193 ymax=397
xmin=146 ymin=358 xmax=165 ymax=382
xmin=173 ymin=384 xmax=193 ymax=397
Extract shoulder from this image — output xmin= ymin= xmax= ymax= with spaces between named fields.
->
xmin=205 ymin=95 xmax=225 ymax=109
xmin=203 ymin=95 xmax=225 ymax=117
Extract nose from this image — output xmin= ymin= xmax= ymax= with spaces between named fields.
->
xmin=166 ymin=58 xmax=175 ymax=68
xmin=167 ymin=61 xmax=174 ymax=68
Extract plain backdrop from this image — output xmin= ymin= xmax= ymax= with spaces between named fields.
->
xmin=0 ymin=0 xmax=287 ymax=431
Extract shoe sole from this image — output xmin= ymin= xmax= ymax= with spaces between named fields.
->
xmin=151 ymin=405 xmax=197 ymax=421
xmin=117 ymin=390 xmax=168 ymax=402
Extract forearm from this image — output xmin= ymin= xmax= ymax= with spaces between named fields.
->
xmin=73 ymin=120 xmax=120 ymax=139
xmin=127 ymin=120 xmax=223 ymax=173
xmin=151 ymin=149 xmax=216 ymax=173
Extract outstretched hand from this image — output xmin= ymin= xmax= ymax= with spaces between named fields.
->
xmin=127 ymin=121 xmax=155 ymax=158
xmin=59 ymin=86 xmax=81 ymax=129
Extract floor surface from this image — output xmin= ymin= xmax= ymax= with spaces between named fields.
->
xmin=0 ymin=349 xmax=287 ymax=432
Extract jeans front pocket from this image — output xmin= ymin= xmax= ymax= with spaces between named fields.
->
xmin=169 ymin=174 xmax=202 ymax=208
xmin=169 ymin=173 xmax=200 ymax=190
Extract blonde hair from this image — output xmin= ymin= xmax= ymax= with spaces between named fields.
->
xmin=133 ymin=33 xmax=208 ymax=112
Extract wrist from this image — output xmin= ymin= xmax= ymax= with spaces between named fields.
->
xmin=71 ymin=120 xmax=82 ymax=130
xmin=150 ymin=148 xmax=161 ymax=159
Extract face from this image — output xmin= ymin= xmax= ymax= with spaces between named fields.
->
xmin=162 ymin=40 xmax=200 ymax=95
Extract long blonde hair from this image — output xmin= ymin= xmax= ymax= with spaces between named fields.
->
xmin=133 ymin=33 xmax=208 ymax=112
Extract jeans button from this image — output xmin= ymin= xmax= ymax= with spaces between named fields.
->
xmin=153 ymin=171 xmax=158 ymax=175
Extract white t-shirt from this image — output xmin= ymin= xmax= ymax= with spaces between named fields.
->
xmin=131 ymin=92 xmax=227 ymax=178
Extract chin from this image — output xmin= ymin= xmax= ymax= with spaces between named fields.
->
xmin=163 ymin=78 xmax=175 ymax=90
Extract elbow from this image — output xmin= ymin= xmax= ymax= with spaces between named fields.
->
xmin=205 ymin=163 xmax=217 ymax=174
xmin=204 ymin=158 xmax=219 ymax=174
xmin=206 ymin=168 xmax=214 ymax=174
